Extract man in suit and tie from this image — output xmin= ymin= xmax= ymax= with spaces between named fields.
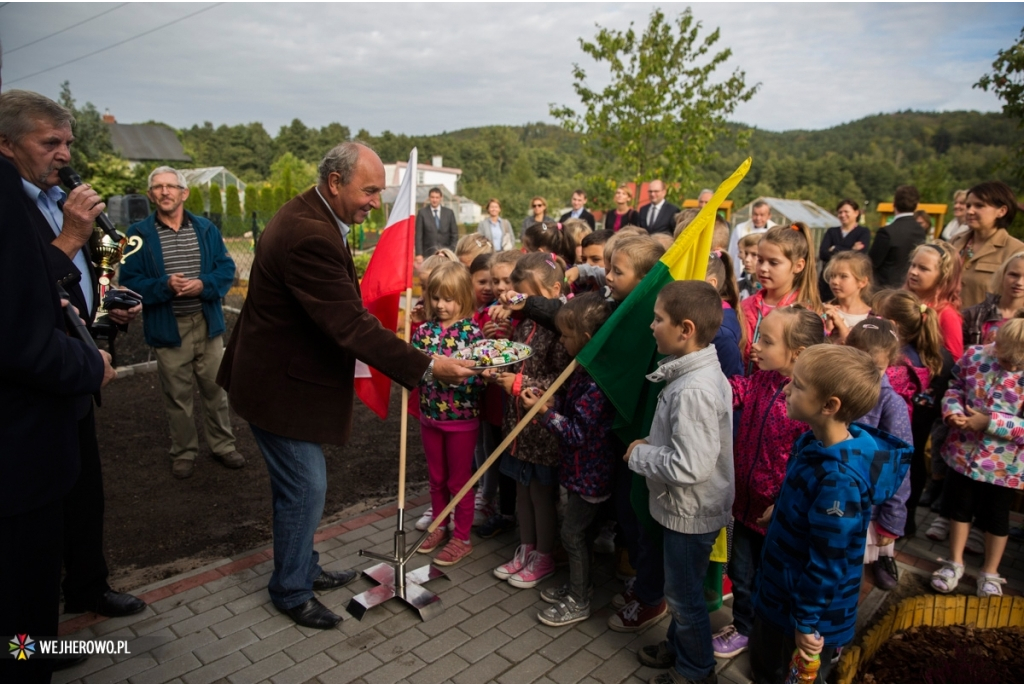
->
xmin=559 ymin=188 xmax=596 ymax=229
xmin=638 ymin=179 xmax=680 ymax=235
xmin=0 ymin=89 xmax=147 ymax=621
xmin=869 ymin=185 xmax=927 ymax=288
xmin=218 ymin=142 xmax=476 ymax=630
xmin=414 ymin=186 xmax=458 ymax=266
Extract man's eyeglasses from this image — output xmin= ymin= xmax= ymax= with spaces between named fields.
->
xmin=150 ymin=184 xmax=184 ymax=192
xmin=532 ymin=203 xmax=544 ymax=208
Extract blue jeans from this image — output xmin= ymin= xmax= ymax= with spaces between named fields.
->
xmin=614 ymin=461 xmax=664 ymax=605
xmin=663 ymin=528 xmax=718 ymax=681
xmin=730 ymin=521 xmax=764 ymax=637
xmin=250 ymin=424 xmax=328 ymax=610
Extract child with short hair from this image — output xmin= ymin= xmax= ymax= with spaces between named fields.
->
xmin=737 ymin=233 xmax=761 ymax=299
xmin=751 ymin=345 xmax=912 ymax=683
xmin=490 ymin=253 xmax=573 ymax=588
xmin=580 ymin=229 xmax=612 ymax=268
xmin=712 ymin=306 xmax=824 ymax=660
xmin=628 ymin=280 xmax=734 ymax=684
xmin=456 ymin=234 xmax=493 ymax=268
xmin=520 ymin=293 xmax=617 ymax=626
xmin=845 ymin=319 xmax=914 ymax=590
xmin=411 ymin=262 xmax=484 ymax=565
xmin=822 ymin=250 xmax=874 ymax=342
xmin=931 ymin=312 xmax=1024 ymax=597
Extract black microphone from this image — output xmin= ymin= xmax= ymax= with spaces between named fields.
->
xmin=57 ymin=166 xmax=124 ymax=242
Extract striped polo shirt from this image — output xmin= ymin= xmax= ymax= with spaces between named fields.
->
xmin=156 ymin=215 xmax=204 ymax=316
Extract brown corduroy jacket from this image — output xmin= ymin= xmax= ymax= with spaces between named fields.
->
xmin=217 ymin=187 xmax=430 ymax=445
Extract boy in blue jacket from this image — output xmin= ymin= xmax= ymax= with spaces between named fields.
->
xmin=751 ymin=345 xmax=912 ymax=683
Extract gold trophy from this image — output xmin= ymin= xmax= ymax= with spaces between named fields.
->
xmin=88 ymin=227 xmax=143 ymax=335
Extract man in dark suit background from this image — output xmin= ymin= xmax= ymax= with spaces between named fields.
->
xmin=414 ymin=186 xmax=458 ymax=266
xmin=0 ymin=113 xmax=112 ymax=682
xmin=638 ymin=179 xmax=680 ymax=235
xmin=0 ymin=89 xmax=146 ymax=621
xmin=559 ymin=188 xmax=596 ymax=229
xmin=869 ymin=185 xmax=927 ymax=288
xmin=218 ymin=142 xmax=476 ymax=630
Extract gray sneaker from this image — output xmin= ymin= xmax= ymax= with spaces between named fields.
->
xmin=540 ymin=583 xmax=594 ymax=604
xmin=537 ymin=595 xmax=591 ymax=627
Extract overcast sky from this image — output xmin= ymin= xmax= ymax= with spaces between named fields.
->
xmin=1 ymin=2 xmax=1020 ymax=137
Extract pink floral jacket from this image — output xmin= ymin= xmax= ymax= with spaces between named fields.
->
xmin=941 ymin=344 xmax=1024 ymax=490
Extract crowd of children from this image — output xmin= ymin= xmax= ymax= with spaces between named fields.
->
xmin=403 ymin=179 xmax=1024 ymax=684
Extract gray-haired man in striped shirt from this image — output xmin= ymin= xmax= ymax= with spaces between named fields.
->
xmin=119 ymin=167 xmax=245 ymax=479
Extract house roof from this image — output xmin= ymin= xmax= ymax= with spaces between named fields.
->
xmin=107 ymin=123 xmax=191 ymax=162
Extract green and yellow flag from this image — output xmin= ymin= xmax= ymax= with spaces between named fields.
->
xmin=577 ymin=157 xmax=752 ymax=443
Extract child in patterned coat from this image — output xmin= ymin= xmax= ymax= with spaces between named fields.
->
xmin=411 ymin=262 xmax=484 ymax=566
xmin=931 ymin=311 xmax=1024 ymax=597
xmin=521 ymin=293 xmax=617 ymax=627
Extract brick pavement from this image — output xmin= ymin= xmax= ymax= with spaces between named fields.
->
xmin=51 ymin=500 xmax=1024 ymax=684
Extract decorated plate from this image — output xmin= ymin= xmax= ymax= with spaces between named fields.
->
xmin=453 ymin=339 xmax=533 ymax=370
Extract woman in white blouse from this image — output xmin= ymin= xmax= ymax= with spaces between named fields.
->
xmin=476 ymin=198 xmax=515 ymax=250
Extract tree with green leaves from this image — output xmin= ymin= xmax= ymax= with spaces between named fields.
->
xmin=975 ymin=27 xmax=1024 ymax=188
xmin=185 ymin=185 xmax=205 ymax=215
xmin=550 ymin=7 xmax=758 ymax=203
xmin=209 ymin=183 xmax=223 ymax=228
xmin=224 ymin=185 xmax=243 ymax=236
xmin=270 ymin=152 xmax=317 ymax=198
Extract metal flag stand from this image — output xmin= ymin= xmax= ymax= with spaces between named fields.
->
xmin=347 ymin=346 xmax=580 ymax=621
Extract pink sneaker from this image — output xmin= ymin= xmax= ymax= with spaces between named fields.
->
xmin=508 ymin=550 xmax=555 ymax=589
xmin=494 ymin=544 xmax=534 ymax=580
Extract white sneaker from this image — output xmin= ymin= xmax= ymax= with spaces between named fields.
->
xmin=415 ymin=507 xmax=433 ymax=531
xmin=593 ymin=521 xmax=616 ymax=554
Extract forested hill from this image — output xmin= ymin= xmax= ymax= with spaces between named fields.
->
xmin=180 ymin=110 xmax=1021 ymax=220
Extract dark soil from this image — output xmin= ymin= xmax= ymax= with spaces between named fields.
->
xmin=858 ymin=624 xmax=1024 ymax=683
xmin=95 ymin=308 xmax=427 ymax=588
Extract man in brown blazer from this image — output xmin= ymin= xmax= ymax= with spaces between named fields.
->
xmin=218 ymin=142 xmax=474 ymax=629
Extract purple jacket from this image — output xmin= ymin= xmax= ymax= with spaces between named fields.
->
xmin=856 ymin=374 xmax=913 ymax=537
xmin=729 ymin=370 xmax=809 ymax=533
xmin=539 ymin=367 xmax=617 ymax=498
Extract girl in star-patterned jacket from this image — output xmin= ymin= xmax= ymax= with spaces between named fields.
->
xmin=411 ymin=262 xmax=484 ymax=567
xmin=931 ymin=311 xmax=1024 ymax=598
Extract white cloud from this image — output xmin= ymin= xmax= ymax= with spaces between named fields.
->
xmin=0 ymin=2 xmax=1019 ymax=135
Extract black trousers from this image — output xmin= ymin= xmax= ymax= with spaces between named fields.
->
xmin=0 ymin=500 xmax=64 ymax=684
xmin=61 ymin=406 xmax=111 ymax=606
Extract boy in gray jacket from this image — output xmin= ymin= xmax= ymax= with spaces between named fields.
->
xmin=626 ymin=280 xmax=735 ymax=684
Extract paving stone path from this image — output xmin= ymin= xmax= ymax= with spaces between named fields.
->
xmin=53 ymin=499 xmax=1023 ymax=684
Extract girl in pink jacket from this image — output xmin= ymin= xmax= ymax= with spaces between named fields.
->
xmin=711 ymin=306 xmax=825 ymax=659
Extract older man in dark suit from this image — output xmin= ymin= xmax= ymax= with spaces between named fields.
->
xmin=0 ymin=89 xmax=147 ymax=622
xmin=0 ymin=151 xmax=113 ymax=682
xmin=638 ymin=179 xmax=680 ymax=235
xmin=869 ymin=185 xmax=927 ymax=288
xmin=218 ymin=142 xmax=475 ymax=630
xmin=414 ymin=186 xmax=458 ymax=265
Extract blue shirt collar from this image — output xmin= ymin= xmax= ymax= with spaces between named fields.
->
xmin=21 ymin=177 xmax=65 ymax=205
xmin=315 ymin=186 xmax=351 ymax=244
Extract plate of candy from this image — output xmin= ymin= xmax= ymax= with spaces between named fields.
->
xmin=453 ymin=339 xmax=533 ymax=369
